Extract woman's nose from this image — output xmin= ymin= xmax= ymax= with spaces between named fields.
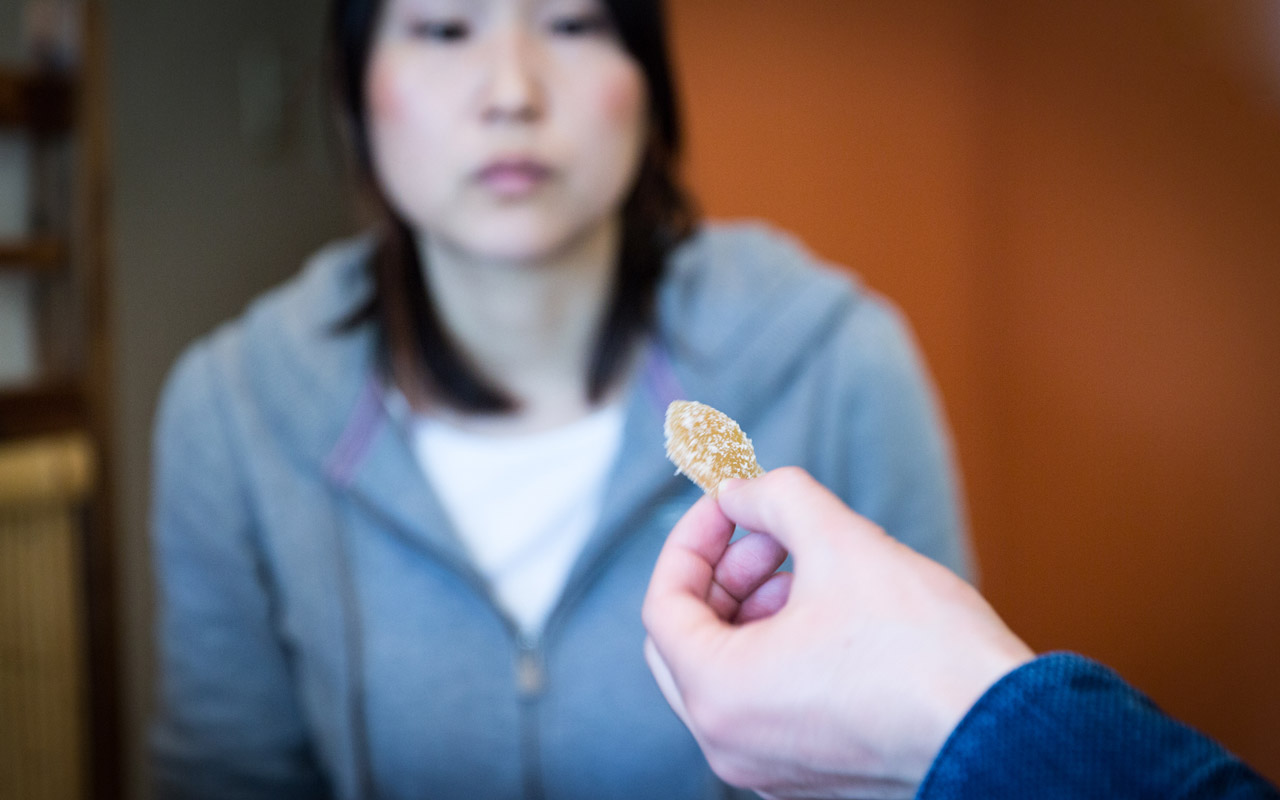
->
xmin=481 ymin=29 xmax=543 ymax=124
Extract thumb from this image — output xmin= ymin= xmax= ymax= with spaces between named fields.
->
xmin=716 ymin=467 xmax=879 ymax=560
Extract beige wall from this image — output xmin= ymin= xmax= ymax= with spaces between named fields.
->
xmin=0 ymin=0 xmax=22 ymax=61
xmin=105 ymin=0 xmax=351 ymax=795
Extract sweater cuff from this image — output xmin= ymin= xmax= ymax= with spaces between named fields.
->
xmin=915 ymin=652 xmax=1276 ymax=799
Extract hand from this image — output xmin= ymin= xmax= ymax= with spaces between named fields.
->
xmin=642 ymin=468 xmax=1034 ymax=800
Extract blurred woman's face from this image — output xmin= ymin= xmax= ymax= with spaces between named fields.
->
xmin=366 ymin=0 xmax=648 ymax=264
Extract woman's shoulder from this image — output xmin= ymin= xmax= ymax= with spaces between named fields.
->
xmin=668 ymin=220 xmax=862 ymax=298
xmin=659 ymin=220 xmax=908 ymax=366
xmin=156 ymin=235 xmax=377 ymax=434
xmin=242 ymin=234 xmax=376 ymax=342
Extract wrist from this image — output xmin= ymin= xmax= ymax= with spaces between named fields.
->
xmin=930 ymin=640 xmax=1036 ymax=770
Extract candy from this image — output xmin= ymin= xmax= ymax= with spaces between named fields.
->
xmin=664 ymin=400 xmax=764 ymax=495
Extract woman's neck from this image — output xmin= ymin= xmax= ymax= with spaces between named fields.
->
xmin=417 ymin=221 xmax=625 ymax=433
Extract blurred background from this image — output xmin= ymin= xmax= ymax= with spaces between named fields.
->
xmin=0 ymin=0 xmax=1276 ymax=797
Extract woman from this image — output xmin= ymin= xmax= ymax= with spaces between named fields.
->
xmin=149 ymin=0 xmax=971 ymax=797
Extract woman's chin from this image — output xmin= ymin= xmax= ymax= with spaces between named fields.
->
xmin=440 ymin=222 xmax=605 ymax=268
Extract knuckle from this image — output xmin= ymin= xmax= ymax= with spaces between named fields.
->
xmin=769 ymin=465 xmax=813 ymax=487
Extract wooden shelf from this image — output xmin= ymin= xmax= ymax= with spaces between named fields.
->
xmin=0 ymin=381 xmax=85 ymax=439
xmin=1 ymin=6 xmax=120 ymax=797
xmin=0 ymin=66 xmax=75 ymax=134
xmin=0 ymin=431 xmax=93 ymax=505
xmin=0 ymin=237 xmax=64 ymax=270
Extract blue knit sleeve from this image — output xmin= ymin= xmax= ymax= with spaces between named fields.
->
xmin=917 ymin=652 xmax=1278 ymax=800
xmin=151 ymin=342 xmax=330 ymax=799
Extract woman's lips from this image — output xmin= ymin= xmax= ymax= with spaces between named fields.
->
xmin=474 ymin=159 xmax=553 ymax=198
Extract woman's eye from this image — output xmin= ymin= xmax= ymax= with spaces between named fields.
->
xmin=548 ymin=14 xmax=611 ymax=37
xmin=408 ymin=19 xmax=470 ymax=42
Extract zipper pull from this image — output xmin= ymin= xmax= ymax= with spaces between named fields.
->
xmin=516 ymin=639 xmax=546 ymax=699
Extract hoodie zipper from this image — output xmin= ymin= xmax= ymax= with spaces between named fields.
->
xmin=354 ymin=380 xmax=669 ymax=798
xmin=352 ymin=494 xmax=676 ymax=799
xmin=371 ymin=376 xmax=675 ymax=799
xmin=515 ymin=635 xmax=547 ymax=800
xmin=423 ymin=549 xmax=551 ymax=799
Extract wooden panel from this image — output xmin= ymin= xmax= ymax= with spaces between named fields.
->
xmin=671 ymin=0 xmax=1280 ymax=784
xmin=0 ymin=434 xmax=92 ymax=800
xmin=0 ymin=510 xmax=86 ymax=800
xmin=0 ymin=67 xmax=75 ymax=134
xmin=75 ymin=0 xmax=125 ymax=794
xmin=976 ymin=1 xmax=1280 ymax=782
xmin=0 ymin=4 xmax=118 ymax=798
xmin=0 ymin=383 xmax=85 ymax=438
xmin=668 ymin=0 xmax=994 ymax=542
xmin=0 ymin=237 xmax=63 ymax=270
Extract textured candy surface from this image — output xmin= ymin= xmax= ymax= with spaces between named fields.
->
xmin=664 ymin=400 xmax=764 ymax=495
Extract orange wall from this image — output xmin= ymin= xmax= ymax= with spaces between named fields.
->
xmin=671 ymin=0 xmax=1280 ymax=781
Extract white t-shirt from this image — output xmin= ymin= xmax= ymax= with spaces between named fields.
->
xmin=411 ymin=403 xmax=627 ymax=637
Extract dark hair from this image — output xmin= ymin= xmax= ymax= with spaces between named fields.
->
xmin=327 ymin=0 xmax=697 ymax=413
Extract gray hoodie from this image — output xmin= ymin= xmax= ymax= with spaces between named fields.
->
xmin=150 ymin=221 xmax=971 ymax=799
